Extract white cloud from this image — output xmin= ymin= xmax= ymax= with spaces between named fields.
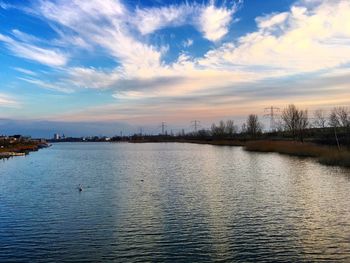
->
xmin=37 ymin=0 xmax=125 ymax=28
xmin=13 ymin=67 xmax=37 ymax=76
xmin=35 ymin=0 xmax=163 ymax=77
xmin=108 ymin=0 xmax=350 ymax=109
xmin=132 ymin=2 xmax=237 ymax=42
xmin=67 ymin=67 xmax=120 ymax=89
xmin=18 ymin=77 xmax=74 ymax=93
xmin=5 ymin=0 xmax=236 ymax=81
xmin=0 ymin=33 xmax=68 ymax=67
xmin=92 ymin=29 xmax=163 ymax=77
xmin=134 ymin=5 xmax=192 ymax=35
xmin=198 ymin=0 xmax=350 ymax=72
xmin=256 ymin=12 xmax=289 ymax=29
xmin=11 ymin=29 xmax=42 ymax=43
xmin=27 ymin=0 xmax=350 ymax=100
xmin=196 ymin=3 xmax=236 ymax=42
xmin=183 ymin=39 xmax=194 ymax=48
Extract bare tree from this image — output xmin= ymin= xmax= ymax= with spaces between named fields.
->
xmin=282 ymin=104 xmax=298 ymax=138
xmin=211 ymin=121 xmax=226 ymax=137
xmin=313 ymin=109 xmax=327 ymax=128
xmin=211 ymin=123 xmax=219 ymax=137
xmin=298 ymin=110 xmax=309 ymax=142
xmin=329 ymin=111 xmax=339 ymax=128
xmin=225 ymin=120 xmax=237 ymax=137
xmin=281 ymin=104 xmax=309 ymax=142
xmin=328 ymin=107 xmax=350 ymax=149
xmin=328 ymin=107 xmax=350 ymax=128
xmin=218 ymin=120 xmax=226 ymax=136
xmin=246 ymin=114 xmax=262 ymax=137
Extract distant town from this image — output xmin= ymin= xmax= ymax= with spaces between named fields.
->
xmin=50 ymin=133 xmax=121 ymax=142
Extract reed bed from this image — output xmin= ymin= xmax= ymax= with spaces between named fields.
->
xmin=244 ymin=140 xmax=350 ymax=168
xmin=318 ymin=151 xmax=350 ymax=167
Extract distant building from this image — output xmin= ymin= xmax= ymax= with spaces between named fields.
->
xmin=54 ymin=133 xmax=60 ymax=140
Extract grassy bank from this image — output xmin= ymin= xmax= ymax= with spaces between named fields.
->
xmin=0 ymin=141 xmax=48 ymax=159
xmin=244 ymin=140 xmax=350 ymax=168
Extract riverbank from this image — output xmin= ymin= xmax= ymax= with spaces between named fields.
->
xmin=244 ymin=140 xmax=350 ymax=168
xmin=130 ymin=138 xmax=350 ymax=168
xmin=0 ymin=140 xmax=49 ymax=159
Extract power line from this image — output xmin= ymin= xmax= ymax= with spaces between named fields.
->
xmin=264 ymin=106 xmax=280 ymax=131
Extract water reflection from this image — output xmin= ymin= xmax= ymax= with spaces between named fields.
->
xmin=0 ymin=142 xmax=349 ymax=262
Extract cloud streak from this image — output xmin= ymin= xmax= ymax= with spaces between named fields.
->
xmin=18 ymin=77 xmax=74 ymax=93
xmin=0 ymin=33 xmax=68 ymax=67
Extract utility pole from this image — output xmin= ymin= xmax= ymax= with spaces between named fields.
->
xmin=191 ymin=120 xmax=201 ymax=132
xmin=139 ymin=127 xmax=143 ymax=136
xmin=264 ymin=106 xmax=280 ymax=131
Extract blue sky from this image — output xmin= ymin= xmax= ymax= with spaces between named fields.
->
xmin=0 ymin=0 xmax=350 ymax=137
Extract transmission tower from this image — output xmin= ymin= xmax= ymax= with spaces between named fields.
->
xmin=160 ymin=122 xmax=166 ymax=135
xmin=191 ymin=120 xmax=201 ymax=132
xmin=264 ymin=106 xmax=280 ymax=131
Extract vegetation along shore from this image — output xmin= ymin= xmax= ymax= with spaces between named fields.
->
xmin=129 ymin=104 xmax=350 ymax=168
xmin=5 ymin=104 xmax=350 ymax=168
xmin=0 ymin=135 xmax=49 ymax=160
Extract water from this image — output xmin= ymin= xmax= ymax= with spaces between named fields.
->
xmin=0 ymin=142 xmax=350 ymax=262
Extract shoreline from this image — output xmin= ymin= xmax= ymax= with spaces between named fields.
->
xmin=130 ymin=138 xmax=350 ymax=168
xmin=0 ymin=142 xmax=50 ymax=160
xmin=3 ymin=138 xmax=350 ymax=168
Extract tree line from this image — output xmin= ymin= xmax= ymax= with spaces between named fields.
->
xmin=191 ymin=104 xmax=350 ymax=143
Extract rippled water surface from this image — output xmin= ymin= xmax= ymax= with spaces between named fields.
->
xmin=1 ymin=142 xmax=350 ymax=262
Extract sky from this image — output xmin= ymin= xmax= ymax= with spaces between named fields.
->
xmin=0 ymin=0 xmax=350 ymax=137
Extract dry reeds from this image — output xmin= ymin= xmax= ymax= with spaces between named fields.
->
xmin=244 ymin=140 xmax=350 ymax=168
xmin=318 ymin=151 xmax=350 ymax=167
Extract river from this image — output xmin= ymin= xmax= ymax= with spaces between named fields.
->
xmin=0 ymin=142 xmax=349 ymax=262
